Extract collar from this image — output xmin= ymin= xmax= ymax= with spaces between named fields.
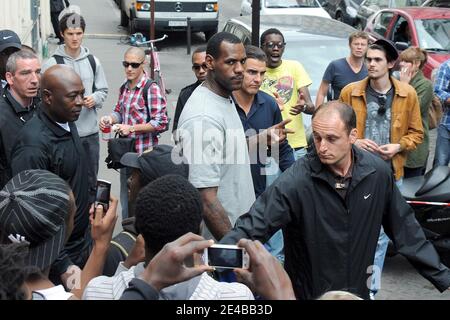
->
xmin=309 ymin=146 xmax=375 ymax=189
xmin=3 ymin=86 xmax=37 ymax=114
xmin=39 ymin=107 xmax=75 ymax=137
xmin=351 ymin=76 xmax=408 ymax=98
xmin=233 ymin=91 xmax=264 ymax=118
xmin=125 ymin=72 xmax=148 ymax=90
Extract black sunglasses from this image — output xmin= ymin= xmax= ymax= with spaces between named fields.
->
xmin=122 ymin=61 xmax=144 ymax=69
xmin=377 ymin=95 xmax=387 ymax=116
xmin=264 ymin=42 xmax=286 ymax=49
xmin=192 ymin=63 xmax=208 ymax=71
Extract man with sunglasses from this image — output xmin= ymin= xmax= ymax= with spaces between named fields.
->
xmin=100 ymin=46 xmax=168 ymax=219
xmin=172 ymin=46 xmax=207 ymax=132
xmin=260 ymin=28 xmax=315 ymax=162
xmin=339 ymin=39 xmax=423 ymax=299
xmin=0 ymin=30 xmax=22 ymax=90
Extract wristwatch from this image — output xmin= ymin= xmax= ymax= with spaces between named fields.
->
xmin=130 ymin=126 xmax=135 ymax=133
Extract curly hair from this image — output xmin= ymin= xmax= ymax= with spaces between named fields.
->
xmin=0 ymin=243 xmax=34 ymax=300
xmin=134 ymin=175 xmax=203 ymax=255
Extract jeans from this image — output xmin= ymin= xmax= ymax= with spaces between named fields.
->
xmin=433 ymin=124 xmax=450 ymax=167
xmin=80 ymin=133 xmax=99 ymax=205
xmin=120 ymin=166 xmax=132 ymax=220
xmin=370 ymin=178 xmax=402 ymax=297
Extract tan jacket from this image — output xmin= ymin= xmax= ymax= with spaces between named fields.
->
xmin=339 ymin=77 xmax=423 ymax=180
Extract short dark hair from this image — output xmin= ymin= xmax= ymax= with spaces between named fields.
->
xmin=59 ymin=13 xmax=86 ymax=34
xmin=368 ymin=43 xmax=397 ymax=63
xmin=134 ymin=175 xmax=203 ymax=255
xmin=193 ymin=45 xmax=207 ymax=55
xmin=245 ymin=45 xmax=266 ymax=62
xmin=206 ymin=32 xmax=241 ymax=59
xmin=312 ymin=101 xmax=356 ymax=134
xmin=260 ymin=28 xmax=285 ymax=47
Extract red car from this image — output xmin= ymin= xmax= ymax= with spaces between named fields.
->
xmin=364 ymin=7 xmax=450 ymax=79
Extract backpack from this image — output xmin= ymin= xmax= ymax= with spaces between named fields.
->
xmin=119 ymin=79 xmax=170 ymax=133
xmin=53 ymin=54 xmax=97 ymax=92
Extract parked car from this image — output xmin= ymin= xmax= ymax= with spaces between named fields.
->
xmin=422 ymin=0 xmax=450 ymax=7
xmin=119 ymin=0 xmax=219 ymax=40
xmin=354 ymin=0 xmax=424 ymax=30
xmin=364 ymin=7 xmax=450 ymax=79
xmin=240 ymin=0 xmax=331 ymax=18
xmin=223 ymin=14 xmax=356 ymax=130
xmin=319 ymin=0 xmax=364 ymax=25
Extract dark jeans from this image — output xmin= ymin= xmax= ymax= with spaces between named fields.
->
xmin=81 ymin=133 xmax=99 ymax=205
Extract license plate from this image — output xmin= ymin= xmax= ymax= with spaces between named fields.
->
xmin=168 ymin=20 xmax=187 ymax=27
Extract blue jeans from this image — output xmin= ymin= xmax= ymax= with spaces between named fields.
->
xmin=370 ymin=178 xmax=402 ymax=297
xmin=120 ymin=166 xmax=131 ymax=220
xmin=433 ymin=124 xmax=450 ymax=166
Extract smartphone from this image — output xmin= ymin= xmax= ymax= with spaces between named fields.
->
xmin=95 ymin=179 xmax=111 ymax=213
xmin=202 ymin=244 xmax=250 ymax=269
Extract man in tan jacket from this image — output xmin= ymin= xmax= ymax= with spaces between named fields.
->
xmin=339 ymin=39 xmax=423 ymax=299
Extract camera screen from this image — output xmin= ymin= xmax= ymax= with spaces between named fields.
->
xmin=207 ymin=247 xmax=243 ymax=268
xmin=96 ymin=183 xmax=110 ymax=203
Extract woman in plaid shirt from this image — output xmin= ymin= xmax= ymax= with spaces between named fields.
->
xmin=100 ymin=47 xmax=168 ymax=218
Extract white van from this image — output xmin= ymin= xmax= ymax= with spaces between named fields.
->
xmin=120 ymin=0 xmax=219 ymax=40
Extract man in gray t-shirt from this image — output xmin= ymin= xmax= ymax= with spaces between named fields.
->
xmin=176 ymin=32 xmax=255 ymax=240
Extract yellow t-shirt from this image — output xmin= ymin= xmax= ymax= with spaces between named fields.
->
xmin=261 ymin=60 xmax=312 ymax=149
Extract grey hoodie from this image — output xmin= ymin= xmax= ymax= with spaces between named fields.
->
xmin=42 ymin=45 xmax=109 ymax=137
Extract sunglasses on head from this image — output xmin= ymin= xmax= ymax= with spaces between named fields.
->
xmin=122 ymin=61 xmax=143 ymax=69
xmin=377 ymin=95 xmax=387 ymax=116
xmin=264 ymin=42 xmax=286 ymax=49
xmin=192 ymin=63 xmax=208 ymax=71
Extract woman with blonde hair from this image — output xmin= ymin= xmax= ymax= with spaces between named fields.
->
xmin=398 ymin=47 xmax=433 ymax=178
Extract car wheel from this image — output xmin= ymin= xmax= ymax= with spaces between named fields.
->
xmin=204 ymin=27 xmax=218 ymax=42
xmin=129 ymin=18 xmax=137 ymax=35
xmin=336 ymin=11 xmax=343 ymax=22
xmin=355 ymin=20 xmax=363 ymax=31
xmin=120 ymin=9 xmax=129 ymax=27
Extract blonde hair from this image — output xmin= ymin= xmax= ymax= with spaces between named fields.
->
xmin=399 ymin=47 xmax=428 ymax=70
xmin=318 ymin=290 xmax=363 ymax=300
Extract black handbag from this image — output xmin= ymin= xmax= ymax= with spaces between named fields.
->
xmin=105 ymin=132 xmax=136 ymax=169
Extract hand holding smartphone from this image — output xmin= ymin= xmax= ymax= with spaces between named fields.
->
xmin=95 ymin=179 xmax=111 ymax=214
xmin=202 ymin=244 xmax=250 ymax=269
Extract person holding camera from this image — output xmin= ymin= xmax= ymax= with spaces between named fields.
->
xmin=83 ymin=174 xmax=254 ymax=300
xmin=433 ymin=57 xmax=450 ymax=167
xmin=99 ymin=46 xmax=168 ymax=220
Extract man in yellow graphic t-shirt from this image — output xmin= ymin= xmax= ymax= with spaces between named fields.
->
xmin=260 ymin=28 xmax=315 ymax=160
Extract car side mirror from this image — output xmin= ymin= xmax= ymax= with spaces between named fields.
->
xmin=395 ymin=41 xmax=409 ymax=51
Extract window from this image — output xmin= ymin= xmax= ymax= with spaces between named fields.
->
xmin=373 ymin=12 xmax=394 ymax=36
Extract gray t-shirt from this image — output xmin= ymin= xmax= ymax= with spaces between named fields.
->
xmin=176 ymin=85 xmax=255 ymax=239
xmin=365 ymin=85 xmax=394 ymax=147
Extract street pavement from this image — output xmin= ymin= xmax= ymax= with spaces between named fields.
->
xmin=61 ymin=0 xmax=449 ymax=300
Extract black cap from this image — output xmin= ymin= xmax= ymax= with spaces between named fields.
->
xmin=372 ymin=39 xmax=399 ymax=62
xmin=120 ymin=145 xmax=189 ymax=182
xmin=0 ymin=30 xmax=21 ymax=52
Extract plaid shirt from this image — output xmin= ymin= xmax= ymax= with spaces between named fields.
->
xmin=434 ymin=59 xmax=450 ymax=130
xmin=113 ymin=73 xmax=168 ymax=154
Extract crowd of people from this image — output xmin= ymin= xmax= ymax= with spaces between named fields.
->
xmin=0 ymin=8 xmax=449 ymax=301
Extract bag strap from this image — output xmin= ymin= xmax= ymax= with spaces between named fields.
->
xmin=53 ymin=53 xmax=97 ymax=92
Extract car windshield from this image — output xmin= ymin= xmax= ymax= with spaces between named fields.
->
xmin=265 ymin=0 xmax=320 ymax=8
xmin=415 ymin=18 xmax=450 ymax=51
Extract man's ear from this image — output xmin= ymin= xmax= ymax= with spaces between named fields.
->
xmin=42 ymin=89 xmax=52 ymax=105
xmin=205 ymin=54 xmax=214 ymax=70
xmin=388 ymin=60 xmax=396 ymax=70
xmin=5 ymin=72 xmax=14 ymax=86
xmin=349 ymin=128 xmax=358 ymax=144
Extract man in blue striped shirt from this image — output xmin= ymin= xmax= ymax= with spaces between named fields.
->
xmin=433 ymin=58 xmax=450 ymax=166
